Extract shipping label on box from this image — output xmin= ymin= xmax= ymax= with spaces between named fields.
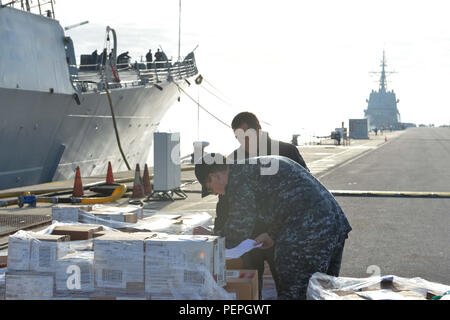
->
xmin=144 ymin=235 xmax=225 ymax=294
xmin=6 ymin=272 xmax=54 ymax=300
xmin=55 ymin=251 xmax=94 ymax=293
xmin=94 ymin=233 xmax=149 ymax=289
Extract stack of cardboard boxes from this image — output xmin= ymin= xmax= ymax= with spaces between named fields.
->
xmin=6 ymin=232 xmax=71 ymax=299
xmin=52 ymin=204 xmax=143 ymax=226
xmin=2 ymin=204 xmax=261 ymax=300
xmin=3 ymin=228 xmax=231 ymax=300
xmin=51 ymin=205 xmax=212 ymax=236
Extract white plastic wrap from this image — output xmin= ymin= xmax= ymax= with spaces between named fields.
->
xmin=52 ymin=204 xmax=211 ymax=236
xmin=6 ymin=272 xmax=55 ymax=300
xmin=52 ymin=204 xmax=143 ymax=226
xmin=144 ymin=234 xmax=227 ymax=299
xmin=307 ymin=272 xmax=450 ymax=300
xmin=132 ymin=212 xmax=212 ymax=234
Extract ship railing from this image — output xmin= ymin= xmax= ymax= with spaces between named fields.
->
xmin=71 ymin=57 xmax=197 ymax=93
xmin=2 ymin=0 xmax=55 ymax=18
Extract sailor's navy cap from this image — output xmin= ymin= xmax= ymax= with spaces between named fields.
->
xmin=194 ymin=153 xmax=227 ymax=198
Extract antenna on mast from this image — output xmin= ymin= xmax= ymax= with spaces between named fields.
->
xmin=369 ymin=50 xmax=396 ymax=92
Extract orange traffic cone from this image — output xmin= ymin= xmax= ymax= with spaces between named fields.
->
xmin=385 ymin=136 xmax=388 ymax=142
xmin=143 ymin=164 xmax=152 ymax=196
xmin=72 ymin=166 xmax=84 ymax=197
xmin=106 ymin=161 xmax=114 ymax=184
xmin=131 ymin=164 xmax=145 ymax=198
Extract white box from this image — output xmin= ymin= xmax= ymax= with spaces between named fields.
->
xmin=90 ymin=204 xmax=143 ymax=220
xmin=6 ymin=273 xmax=54 ymax=300
xmin=144 ymin=234 xmax=226 ymax=295
xmin=55 ymin=251 xmax=94 ymax=294
xmin=52 ymin=205 xmax=92 ymax=222
xmin=94 ymin=233 xmax=153 ymax=289
xmin=30 ymin=236 xmax=70 ymax=273
xmin=7 ymin=232 xmax=69 ymax=272
xmin=7 ymin=235 xmax=32 ymax=271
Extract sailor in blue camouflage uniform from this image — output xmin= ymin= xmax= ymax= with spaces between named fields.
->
xmin=195 ymin=154 xmax=352 ymax=300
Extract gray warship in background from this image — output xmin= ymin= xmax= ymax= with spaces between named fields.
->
xmin=0 ymin=2 xmax=198 ymax=190
xmin=364 ymin=51 xmax=403 ymax=131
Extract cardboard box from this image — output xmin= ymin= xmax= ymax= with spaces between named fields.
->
xmin=0 ymin=255 xmax=7 ymax=268
xmin=8 ymin=233 xmax=69 ymax=272
xmin=92 ymin=230 xmax=121 ymax=238
xmin=52 ymin=225 xmax=103 ymax=241
xmin=224 ymin=270 xmax=259 ymax=300
xmin=144 ymin=234 xmax=226 ymax=296
xmin=52 ymin=205 xmax=92 ymax=222
xmin=7 ymin=234 xmax=33 ymax=271
xmin=226 ymin=258 xmax=244 ymax=270
xmin=55 ymin=251 xmax=94 ymax=294
xmin=94 ymin=233 xmax=156 ymax=291
xmin=90 ymin=204 xmax=143 ymax=220
xmin=30 ymin=234 xmax=71 ymax=273
xmin=5 ymin=272 xmax=54 ymax=300
xmin=79 ymin=205 xmax=142 ymax=225
xmin=90 ymin=211 xmax=138 ymax=224
xmin=34 ymin=234 xmax=70 ymax=242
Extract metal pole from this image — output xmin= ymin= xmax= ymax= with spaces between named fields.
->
xmin=178 ymin=0 xmax=181 ymax=62
xmin=197 ymin=86 xmax=200 ymax=140
xmin=50 ymin=0 xmax=54 ymax=18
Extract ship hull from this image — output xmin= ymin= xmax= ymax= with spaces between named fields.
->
xmin=0 ymin=80 xmax=188 ymax=190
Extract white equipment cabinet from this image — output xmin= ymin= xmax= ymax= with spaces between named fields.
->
xmin=151 ymin=132 xmax=186 ymax=201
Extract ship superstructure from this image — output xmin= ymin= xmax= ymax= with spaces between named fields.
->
xmin=0 ymin=3 xmax=198 ymax=190
xmin=364 ymin=51 xmax=400 ymax=130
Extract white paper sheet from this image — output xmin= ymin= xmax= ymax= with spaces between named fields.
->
xmin=225 ymin=239 xmax=262 ymax=260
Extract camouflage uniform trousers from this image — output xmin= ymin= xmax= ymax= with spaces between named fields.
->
xmin=274 ymin=231 xmax=347 ymax=300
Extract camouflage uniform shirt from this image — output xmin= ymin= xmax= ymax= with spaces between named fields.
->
xmin=214 ymin=155 xmax=352 ymax=249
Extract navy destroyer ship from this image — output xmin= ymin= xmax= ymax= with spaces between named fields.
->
xmin=364 ymin=51 xmax=401 ymax=130
xmin=0 ymin=2 xmax=198 ymax=190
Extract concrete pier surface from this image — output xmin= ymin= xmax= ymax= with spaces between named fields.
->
xmin=1 ymin=127 xmax=448 ymax=298
xmin=320 ymin=127 xmax=450 ymax=285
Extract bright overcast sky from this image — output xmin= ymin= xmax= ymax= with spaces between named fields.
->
xmin=54 ymin=0 xmax=450 ymax=155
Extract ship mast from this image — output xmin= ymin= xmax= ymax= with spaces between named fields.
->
xmin=379 ymin=50 xmax=387 ymax=92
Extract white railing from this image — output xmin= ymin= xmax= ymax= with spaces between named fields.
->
xmin=2 ymin=0 xmax=55 ymax=18
xmin=71 ymin=57 xmax=197 ymax=93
